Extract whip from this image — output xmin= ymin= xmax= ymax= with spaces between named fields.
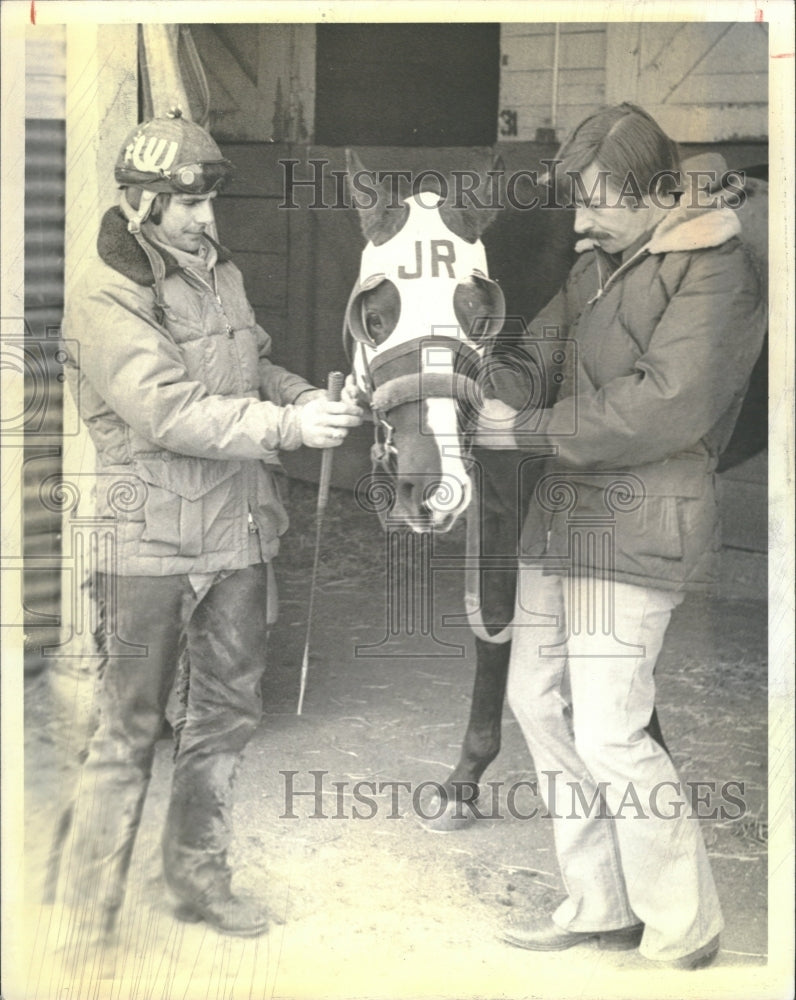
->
xmin=297 ymin=371 xmax=345 ymax=715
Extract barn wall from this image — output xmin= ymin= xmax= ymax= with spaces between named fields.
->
xmin=499 ymin=22 xmax=769 ymax=143
xmin=189 ymin=23 xmax=315 ymax=142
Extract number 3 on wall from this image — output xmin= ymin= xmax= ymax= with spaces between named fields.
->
xmin=499 ymin=109 xmax=518 ymax=137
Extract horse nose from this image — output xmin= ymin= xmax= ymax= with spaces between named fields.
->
xmin=394 ymin=473 xmax=470 ymax=532
xmin=421 ymin=475 xmax=471 ymax=531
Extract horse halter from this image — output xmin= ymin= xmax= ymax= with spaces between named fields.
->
xmin=354 ymin=335 xmax=485 ymax=479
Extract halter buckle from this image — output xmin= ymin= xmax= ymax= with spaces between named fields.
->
xmin=377 ymin=415 xmax=397 ymax=455
xmin=371 ymin=414 xmax=398 ymax=476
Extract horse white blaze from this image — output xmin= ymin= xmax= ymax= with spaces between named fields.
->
xmin=423 ymin=397 xmax=471 ymax=530
xmin=420 ymin=344 xmax=472 ymax=530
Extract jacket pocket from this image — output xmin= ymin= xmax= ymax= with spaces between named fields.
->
xmin=250 ymin=463 xmax=290 ymax=544
xmin=133 ymin=455 xmax=241 ymax=557
xmin=633 ymin=496 xmax=683 ymax=559
xmin=624 ymin=460 xmax=709 ymax=561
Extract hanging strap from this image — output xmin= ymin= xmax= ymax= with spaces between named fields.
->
xmin=462 ymin=478 xmax=514 ymax=645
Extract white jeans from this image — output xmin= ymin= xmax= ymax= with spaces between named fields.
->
xmin=507 ymin=565 xmax=723 ymax=961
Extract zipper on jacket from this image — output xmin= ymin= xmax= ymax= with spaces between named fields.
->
xmin=588 ymin=246 xmax=652 ymax=304
xmin=211 ymin=271 xmax=234 ymax=338
xmin=247 ymin=507 xmax=259 ymax=534
xmin=187 ymin=264 xmax=235 ymax=337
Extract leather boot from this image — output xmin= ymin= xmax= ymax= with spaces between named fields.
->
xmin=163 ymin=843 xmax=269 ymax=937
xmin=500 ymin=914 xmax=644 ymax=951
xmin=162 ymin=565 xmax=272 ymax=937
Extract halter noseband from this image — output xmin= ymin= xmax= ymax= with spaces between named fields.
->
xmin=354 ymin=336 xmax=484 ymax=477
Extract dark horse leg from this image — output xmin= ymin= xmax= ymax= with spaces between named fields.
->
xmin=422 ymin=450 xmax=668 ymax=831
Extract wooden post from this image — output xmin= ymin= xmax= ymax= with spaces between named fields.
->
xmin=59 ymin=24 xmax=137 ymax=652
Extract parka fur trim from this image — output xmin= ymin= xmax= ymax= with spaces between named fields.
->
xmin=97 ymin=206 xmax=233 ymax=286
xmin=647 ymin=205 xmax=741 ymax=254
xmin=575 ymin=204 xmax=742 ymax=259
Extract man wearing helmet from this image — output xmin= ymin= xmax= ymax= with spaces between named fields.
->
xmin=50 ymin=111 xmax=363 ymax=942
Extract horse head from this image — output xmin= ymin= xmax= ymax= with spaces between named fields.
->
xmin=345 ymin=150 xmax=505 ymax=532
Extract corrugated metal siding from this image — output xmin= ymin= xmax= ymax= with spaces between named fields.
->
xmin=24 ymin=119 xmax=66 ymax=651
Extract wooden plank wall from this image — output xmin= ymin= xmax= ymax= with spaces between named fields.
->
xmin=500 ymin=21 xmax=769 ymax=144
xmin=214 ymin=144 xmax=294 ymax=361
xmin=190 ymin=23 xmax=315 ymax=143
xmin=499 ymin=23 xmax=606 ymax=140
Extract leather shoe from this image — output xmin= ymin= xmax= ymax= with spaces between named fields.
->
xmin=500 ymin=914 xmax=644 ymax=952
xmin=659 ymin=935 xmax=720 ymax=970
xmin=174 ymin=890 xmax=270 ymax=938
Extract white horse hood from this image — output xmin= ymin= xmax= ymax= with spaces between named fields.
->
xmin=347 ymin=192 xmax=505 ymax=533
xmin=356 ymin=194 xmax=496 ymax=351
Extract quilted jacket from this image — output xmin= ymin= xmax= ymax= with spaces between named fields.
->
xmin=516 ymin=198 xmax=767 ymax=592
xmin=64 ymin=207 xmax=318 ymax=575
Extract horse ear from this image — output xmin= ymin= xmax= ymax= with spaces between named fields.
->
xmin=472 ymin=153 xmax=504 ymax=237
xmin=440 ymin=152 xmax=505 ymax=242
xmin=346 ymin=147 xmax=408 ymax=245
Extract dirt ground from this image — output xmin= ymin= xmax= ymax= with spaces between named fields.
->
xmin=16 ymin=478 xmax=778 ymax=1000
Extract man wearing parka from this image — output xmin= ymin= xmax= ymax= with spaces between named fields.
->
xmin=477 ymin=104 xmax=766 ymax=969
xmin=49 ymin=110 xmax=362 ymax=943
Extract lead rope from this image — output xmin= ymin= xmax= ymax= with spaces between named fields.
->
xmin=462 ymin=329 xmax=514 ymax=644
xmin=462 ymin=463 xmax=514 ymax=645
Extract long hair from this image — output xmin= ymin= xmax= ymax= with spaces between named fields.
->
xmin=553 ymin=103 xmax=681 ymax=202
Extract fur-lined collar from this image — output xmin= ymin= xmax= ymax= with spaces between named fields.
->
xmin=577 ymin=202 xmax=743 ymax=304
xmin=575 ymin=204 xmax=741 ymax=258
xmin=97 ymin=206 xmax=233 ymax=286
xmin=646 ymin=204 xmax=741 ymax=253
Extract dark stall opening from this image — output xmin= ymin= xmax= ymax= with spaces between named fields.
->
xmin=315 ymin=23 xmax=500 ymax=147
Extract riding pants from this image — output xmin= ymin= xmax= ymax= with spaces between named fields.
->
xmin=48 ymin=564 xmax=273 ymax=939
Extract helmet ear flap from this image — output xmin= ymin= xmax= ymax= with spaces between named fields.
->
xmin=120 ymin=188 xmax=158 ymax=233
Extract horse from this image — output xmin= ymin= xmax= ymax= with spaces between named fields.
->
xmin=342 ymin=150 xmax=768 ymax=831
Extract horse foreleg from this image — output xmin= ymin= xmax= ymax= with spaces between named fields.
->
xmin=449 ymin=639 xmax=669 ymax=788
xmin=420 ymin=510 xmax=517 ymax=831
xmin=418 ymin=638 xmax=510 ymax=833
xmin=447 ymin=637 xmax=511 ymax=794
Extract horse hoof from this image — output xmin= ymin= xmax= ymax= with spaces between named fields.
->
xmin=416 ymin=789 xmax=477 ymax=833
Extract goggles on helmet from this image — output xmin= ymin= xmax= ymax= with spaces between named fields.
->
xmin=163 ymin=160 xmax=233 ymax=194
